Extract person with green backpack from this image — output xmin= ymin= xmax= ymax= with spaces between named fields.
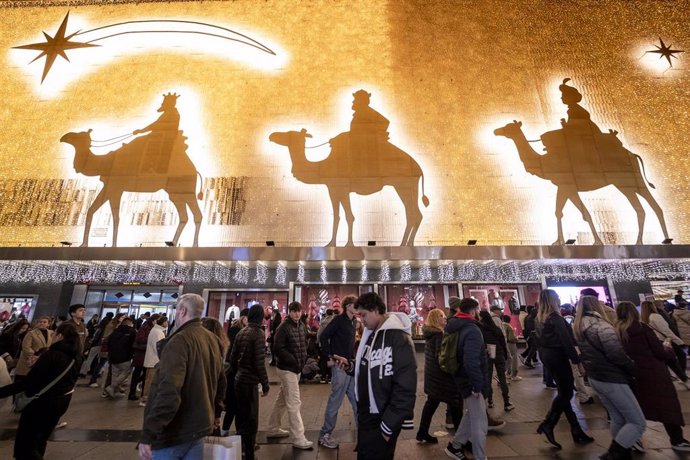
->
xmin=443 ymin=297 xmax=489 ymax=460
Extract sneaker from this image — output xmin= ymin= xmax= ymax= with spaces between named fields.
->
xmin=632 ymin=440 xmax=646 ymax=453
xmin=416 ymin=433 xmax=438 ymax=444
xmin=545 ymin=383 xmax=557 ymax=389
xmin=672 ymin=441 xmax=690 ymax=452
xmin=55 ymin=421 xmax=68 ymax=429
xmin=504 ymin=403 xmax=515 ymax=412
xmin=318 ymin=433 xmax=338 ymax=449
xmin=510 ymin=376 xmax=523 ymax=382
xmin=138 ymin=401 xmax=147 ymax=407
xmin=444 ymin=442 xmax=468 ymax=460
xmin=89 ymin=383 xmax=99 ymax=388
xmin=292 ymin=439 xmax=314 ymax=450
xmin=488 ymin=416 xmax=506 ymax=431
xmin=266 ymin=429 xmax=290 ymax=438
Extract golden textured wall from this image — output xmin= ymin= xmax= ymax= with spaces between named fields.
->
xmin=1 ymin=0 xmax=689 ymax=247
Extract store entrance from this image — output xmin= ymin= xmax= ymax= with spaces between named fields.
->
xmin=84 ymin=286 xmax=181 ymax=321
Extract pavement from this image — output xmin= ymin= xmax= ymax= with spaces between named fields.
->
xmin=1 ymin=351 xmax=690 ymax=459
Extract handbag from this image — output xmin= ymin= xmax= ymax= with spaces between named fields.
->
xmin=14 ymin=359 xmax=74 ymax=412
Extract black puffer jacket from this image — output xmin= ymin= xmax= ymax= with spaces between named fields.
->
xmin=273 ymin=316 xmax=307 ymax=374
xmin=422 ymin=327 xmax=459 ymax=405
xmin=0 ymin=339 xmax=80 ymax=402
xmin=229 ymin=323 xmax=269 ymax=390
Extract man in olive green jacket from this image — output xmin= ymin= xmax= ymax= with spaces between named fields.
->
xmin=138 ymin=294 xmax=225 ymax=460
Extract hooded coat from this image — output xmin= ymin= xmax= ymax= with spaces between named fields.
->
xmin=422 ymin=326 xmax=459 ymax=405
xmin=354 ymin=313 xmax=416 ymax=438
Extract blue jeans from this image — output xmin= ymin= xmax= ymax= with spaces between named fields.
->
xmin=589 ymin=378 xmax=646 ymax=448
xmin=152 ymin=438 xmax=204 ymax=460
xmin=319 ymin=366 xmax=357 ymax=437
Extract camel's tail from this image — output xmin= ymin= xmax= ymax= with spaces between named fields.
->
xmin=420 ymin=173 xmax=430 ymax=207
xmin=632 ymin=152 xmax=655 ymax=190
xmin=196 ymin=172 xmax=204 ymax=200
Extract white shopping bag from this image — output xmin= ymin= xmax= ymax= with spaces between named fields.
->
xmin=203 ymin=435 xmax=241 ymax=460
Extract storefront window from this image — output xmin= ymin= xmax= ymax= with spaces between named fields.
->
xmin=296 ymin=284 xmax=374 ymax=330
xmin=0 ymin=296 xmax=37 ymax=322
xmin=382 ymin=284 xmax=459 ymax=339
xmin=207 ymin=290 xmax=289 ymax=327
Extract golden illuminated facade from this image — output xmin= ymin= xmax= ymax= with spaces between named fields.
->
xmin=0 ymin=0 xmax=688 ymax=248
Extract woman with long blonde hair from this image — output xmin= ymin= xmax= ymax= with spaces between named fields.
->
xmin=416 ymin=308 xmax=461 ymax=443
xmin=534 ymin=289 xmax=592 ymax=449
xmin=615 ymin=302 xmax=690 ymax=452
xmin=574 ymin=295 xmax=644 ymax=458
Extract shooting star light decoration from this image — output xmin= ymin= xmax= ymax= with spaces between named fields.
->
xmin=14 ymin=12 xmax=278 ymax=83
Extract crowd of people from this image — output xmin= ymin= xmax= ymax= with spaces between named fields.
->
xmin=1 ymin=289 xmax=690 ymax=459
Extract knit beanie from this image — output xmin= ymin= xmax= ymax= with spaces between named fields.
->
xmin=448 ymin=296 xmax=462 ymax=312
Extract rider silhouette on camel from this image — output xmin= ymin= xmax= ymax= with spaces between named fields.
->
xmin=329 ymin=89 xmax=391 ymax=176
xmin=132 ymin=93 xmax=181 ymax=174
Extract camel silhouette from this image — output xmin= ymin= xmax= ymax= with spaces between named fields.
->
xmin=494 ymin=120 xmax=670 ymax=245
xmin=60 ymin=129 xmax=204 ymax=247
xmin=269 ymin=128 xmax=429 ymax=246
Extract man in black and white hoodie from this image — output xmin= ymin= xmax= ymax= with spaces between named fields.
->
xmin=351 ymin=292 xmax=416 ymax=460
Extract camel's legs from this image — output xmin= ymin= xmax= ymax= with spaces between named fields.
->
xmin=340 ymin=193 xmax=355 ymax=247
xmin=566 ymin=191 xmax=603 ymax=245
xmin=169 ymin=195 xmax=189 ymax=247
xmin=109 ymin=193 xmax=122 ymax=247
xmin=394 ymin=184 xmax=423 ymax=246
xmin=81 ymin=187 xmax=109 ymax=247
xmin=327 ymin=189 xmax=342 ymax=247
xmin=186 ymin=195 xmax=203 ymax=247
xmin=616 ymin=187 xmax=646 ymax=244
xmin=637 ymin=187 xmax=671 ymax=241
xmin=552 ymin=188 xmax=568 ymax=245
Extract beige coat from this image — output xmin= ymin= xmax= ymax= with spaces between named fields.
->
xmin=673 ymin=308 xmax=690 ymax=345
xmin=15 ymin=328 xmax=53 ymax=376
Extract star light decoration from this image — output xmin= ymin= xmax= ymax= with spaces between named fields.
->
xmin=233 ymin=262 xmax=249 ymax=284
xmin=379 ymin=261 xmax=391 ymax=282
xmin=400 ymin=262 xmax=412 ymax=282
xmin=297 ymin=263 xmax=306 ymax=283
xmin=320 ymin=262 xmax=328 ymax=283
xmin=253 ymin=263 xmax=268 ymax=285
xmin=646 ymin=37 xmax=684 ymax=68
xmin=275 ymin=262 xmax=287 ymax=286
xmin=14 ymin=12 xmax=99 ymax=83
